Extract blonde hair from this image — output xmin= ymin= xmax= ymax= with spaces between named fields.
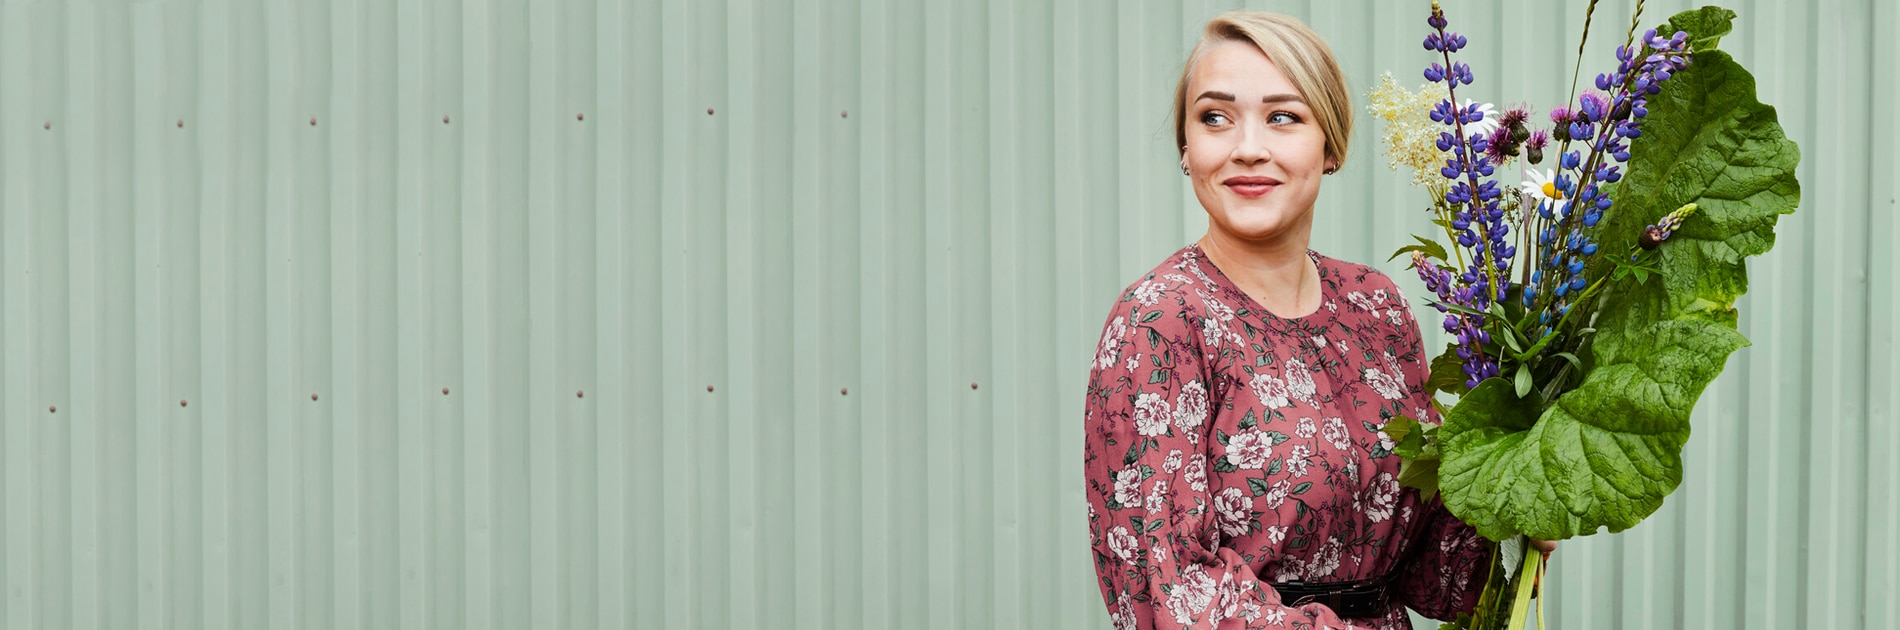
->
xmin=1173 ymin=11 xmax=1353 ymax=169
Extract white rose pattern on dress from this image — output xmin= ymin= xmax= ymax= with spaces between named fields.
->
xmin=1162 ymin=449 xmax=1183 ymax=474
xmin=1183 ymin=454 xmax=1209 ymax=492
xmin=1347 ymin=290 xmax=1378 ymax=312
xmin=1108 ymin=526 xmax=1140 ymax=562
xmin=1165 ymin=564 xmax=1218 ymax=626
xmin=1296 ymin=417 xmax=1318 ymax=439
xmin=1321 ymin=417 xmax=1352 ymax=452
xmin=1284 ymin=357 xmax=1318 ymax=404
xmin=1215 ymin=487 xmax=1254 ymax=538
xmin=1364 ymin=363 xmax=1408 ymax=400
xmin=1367 ymin=472 xmax=1400 ymax=523
xmin=1132 ymin=280 xmax=1164 ymax=306
xmin=1250 ymin=372 xmax=1291 ymax=409
xmin=1097 ymin=315 xmax=1127 ymax=371
xmin=1114 ymin=468 xmax=1143 ymax=506
xmin=1285 ymin=444 xmax=1312 ymax=478
xmin=1262 ymin=478 xmax=1291 ymax=509
xmin=1307 ymin=537 xmax=1344 ymax=580
xmin=1134 ymin=392 xmax=1171 ymax=437
xmin=1174 ymin=380 xmax=1209 ymax=444
xmin=1110 ymin=595 xmax=1137 ymax=630
xmin=1224 ymin=430 xmax=1274 ymax=469
xmin=1145 ymin=479 xmax=1170 ymax=515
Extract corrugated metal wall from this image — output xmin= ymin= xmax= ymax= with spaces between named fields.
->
xmin=0 ymin=0 xmax=1890 ymax=628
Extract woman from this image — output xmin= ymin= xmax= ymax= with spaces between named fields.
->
xmin=1083 ymin=12 xmax=1490 ymax=629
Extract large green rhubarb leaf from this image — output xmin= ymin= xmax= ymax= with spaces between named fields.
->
xmin=1438 ymin=8 xmax=1800 ymax=541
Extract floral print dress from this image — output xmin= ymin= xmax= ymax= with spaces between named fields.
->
xmin=1084 ymin=244 xmax=1489 ymax=629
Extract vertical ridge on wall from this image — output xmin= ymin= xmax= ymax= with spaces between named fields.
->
xmin=0 ymin=1 xmax=1893 ymax=629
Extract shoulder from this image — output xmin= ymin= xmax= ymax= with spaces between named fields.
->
xmin=1101 ymin=246 xmax=1225 ymax=334
xmin=1318 ymin=252 xmax=1427 ymax=332
xmin=1320 ymin=253 xmax=1408 ymax=298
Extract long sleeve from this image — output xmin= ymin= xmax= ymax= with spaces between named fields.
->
xmin=1388 ymin=286 xmax=1489 ymax=620
xmin=1393 ymin=499 xmax=1488 ymax=620
xmin=1083 ymin=291 xmax=1351 ymax=629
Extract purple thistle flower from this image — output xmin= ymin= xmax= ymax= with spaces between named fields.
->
xmin=1525 ymin=129 xmax=1550 ymax=165
xmin=1484 ymin=126 xmax=1514 ymax=164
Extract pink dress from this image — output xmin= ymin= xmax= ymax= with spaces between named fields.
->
xmin=1084 ymin=244 xmax=1489 ymax=629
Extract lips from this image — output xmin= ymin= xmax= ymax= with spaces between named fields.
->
xmin=1223 ymin=175 xmax=1282 ymax=199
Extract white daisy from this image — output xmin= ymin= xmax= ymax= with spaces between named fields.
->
xmin=1522 ymin=168 xmax=1564 ymax=203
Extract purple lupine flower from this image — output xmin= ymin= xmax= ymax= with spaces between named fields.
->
xmin=1529 ymin=27 xmax=1692 ymax=336
xmin=1639 ymin=203 xmax=1699 ymax=250
xmin=1421 ymin=2 xmax=1514 ymax=387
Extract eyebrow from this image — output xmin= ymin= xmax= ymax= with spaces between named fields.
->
xmin=1194 ymin=91 xmax=1306 ymax=105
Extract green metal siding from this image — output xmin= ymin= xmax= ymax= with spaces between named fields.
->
xmin=0 ymin=0 xmax=1891 ymax=628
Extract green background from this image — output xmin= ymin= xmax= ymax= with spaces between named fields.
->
xmin=0 ymin=0 xmax=1892 ymax=628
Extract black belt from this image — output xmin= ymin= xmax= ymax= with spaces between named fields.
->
xmin=1271 ymin=575 xmax=1395 ymax=619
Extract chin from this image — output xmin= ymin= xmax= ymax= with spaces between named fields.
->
xmin=1216 ymin=206 xmax=1302 ymax=241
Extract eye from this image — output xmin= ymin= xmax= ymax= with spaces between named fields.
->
xmin=1199 ymin=111 xmax=1229 ymax=126
xmin=1269 ymin=111 xmax=1303 ymax=125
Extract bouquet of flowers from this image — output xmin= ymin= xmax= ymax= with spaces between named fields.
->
xmin=1369 ymin=3 xmax=1800 ymax=627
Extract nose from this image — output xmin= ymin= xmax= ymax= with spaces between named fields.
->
xmin=1232 ymin=118 xmax=1273 ymax=166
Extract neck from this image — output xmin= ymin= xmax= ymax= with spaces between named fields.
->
xmin=1199 ymin=230 xmax=1318 ymax=317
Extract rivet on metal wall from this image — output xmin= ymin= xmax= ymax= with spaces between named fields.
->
xmin=442 ymin=387 xmax=451 ymax=395
xmin=443 ymin=115 xmax=451 ymax=124
xmin=44 ymin=120 xmax=51 ymax=130
xmin=841 ymin=110 xmax=848 ymax=118
xmin=310 ymin=117 xmax=318 ymax=126
xmin=177 ymin=119 xmax=184 ymax=128
xmin=181 ymin=400 xmax=188 ymax=407
xmin=49 ymin=405 xmax=57 ymax=413
xmin=707 ymin=108 xmax=715 ymax=116
xmin=841 ymin=387 xmax=849 ymax=395
xmin=311 ymin=393 xmax=319 ymax=401
xmin=577 ymin=389 xmax=585 ymax=398
xmin=577 ymin=113 xmax=585 ymax=121
xmin=971 ymin=382 xmax=979 ymax=390
xmin=707 ymin=385 xmax=715 ymax=392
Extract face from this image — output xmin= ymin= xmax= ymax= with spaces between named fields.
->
xmin=1182 ymin=41 xmax=1334 ymax=248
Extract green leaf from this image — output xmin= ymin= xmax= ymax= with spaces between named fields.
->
xmin=1290 ymin=482 xmax=1313 ymax=496
xmin=1238 ymin=410 xmax=1257 ymax=431
xmin=1148 ymin=369 xmax=1171 ymax=384
xmin=1550 ymin=352 xmax=1582 ymax=371
xmin=1265 ymin=430 xmax=1291 ymax=446
xmin=1141 ymin=310 xmax=1163 ymax=323
xmin=1498 ymin=327 xmax=1524 ymax=354
xmin=1213 ymin=457 xmax=1240 ymax=474
xmin=1387 ymin=234 xmax=1451 ymax=264
xmin=1437 ymin=33 xmax=1798 ymax=542
xmin=1147 ymin=329 xmax=1162 ymax=349
xmin=1382 ymin=416 xmax=1418 ymax=444
xmin=1248 ymin=477 xmax=1273 ymax=497
xmin=1662 ymin=6 xmax=1736 ymax=51
xmin=1123 ymin=440 xmax=1143 ymax=466
xmin=1426 ymin=344 xmax=1471 ymax=396
xmin=1513 ymin=363 xmax=1533 ymax=398
xmin=1397 ymin=456 xmax=1441 ymax=503
xmin=1515 ymin=330 xmax=1560 ymax=362
xmin=1147 ymin=518 xmax=1164 ymax=532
